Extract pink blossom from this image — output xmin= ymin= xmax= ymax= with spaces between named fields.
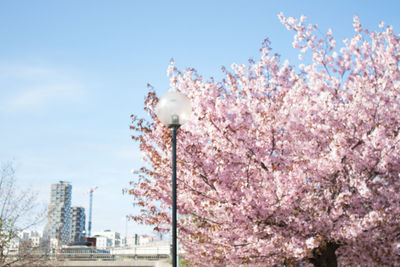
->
xmin=129 ymin=13 xmax=400 ymax=266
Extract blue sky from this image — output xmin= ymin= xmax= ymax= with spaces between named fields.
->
xmin=1 ymin=0 xmax=399 ymax=236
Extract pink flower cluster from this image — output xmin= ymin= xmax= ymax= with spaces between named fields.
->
xmin=130 ymin=14 xmax=400 ymax=266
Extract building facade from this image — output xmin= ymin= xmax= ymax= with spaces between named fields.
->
xmin=94 ymin=235 xmax=112 ymax=249
xmin=70 ymin=206 xmax=86 ymax=242
xmin=17 ymin=230 xmax=42 ymax=247
xmin=93 ymin=230 xmax=121 ymax=248
xmin=44 ymin=181 xmax=72 ymax=244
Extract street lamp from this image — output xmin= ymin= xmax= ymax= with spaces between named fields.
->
xmin=155 ymin=90 xmax=191 ymax=267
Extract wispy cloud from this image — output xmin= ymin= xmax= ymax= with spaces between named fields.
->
xmin=7 ymin=83 xmax=84 ymax=110
xmin=0 ymin=64 xmax=86 ymax=112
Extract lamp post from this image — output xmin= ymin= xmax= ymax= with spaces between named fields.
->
xmin=155 ymin=91 xmax=191 ymax=267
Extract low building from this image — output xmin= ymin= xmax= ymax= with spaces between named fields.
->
xmin=123 ymin=236 xmax=136 ymax=247
xmin=94 ymin=235 xmax=112 ymax=249
xmin=139 ymin=235 xmax=155 ymax=245
xmin=92 ymin=230 xmax=120 ymax=247
xmin=50 ymin=237 xmax=59 ymax=249
xmin=30 ymin=236 xmax=41 ymax=247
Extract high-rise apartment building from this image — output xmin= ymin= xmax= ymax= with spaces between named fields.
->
xmin=70 ymin=206 xmax=86 ymax=242
xmin=43 ymin=181 xmax=72 ymax=244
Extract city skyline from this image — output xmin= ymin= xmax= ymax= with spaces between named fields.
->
xmin=36 ymin=180 xmax=151 ymax=242
xmin=41 ymin=180 xmax=136 ymax=239
xmin=1 ymin=0 xmax=400 ymax=236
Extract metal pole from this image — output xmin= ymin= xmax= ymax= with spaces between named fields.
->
xmin=88 ymin=191 xmax=93 ymax=237
xmin=171 ymin=126 xmax=178 ymax=267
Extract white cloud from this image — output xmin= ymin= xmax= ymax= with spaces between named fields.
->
xmin=7 ymin=83 xmax=83 ymax=110
xmin=0 ymin=65 xmax=56 ymax=79
xmin=0 ymin=64 xmax=86 ymax=112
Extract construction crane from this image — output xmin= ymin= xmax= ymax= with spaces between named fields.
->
xmin=86 ymin=186 xmax=98 ymax=237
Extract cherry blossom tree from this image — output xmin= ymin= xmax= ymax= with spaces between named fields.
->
xmin=129 ymin=14 xmax=400 ymax=266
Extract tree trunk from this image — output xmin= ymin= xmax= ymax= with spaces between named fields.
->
xmin=309 ymin=242 xmax=339 ymax=267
